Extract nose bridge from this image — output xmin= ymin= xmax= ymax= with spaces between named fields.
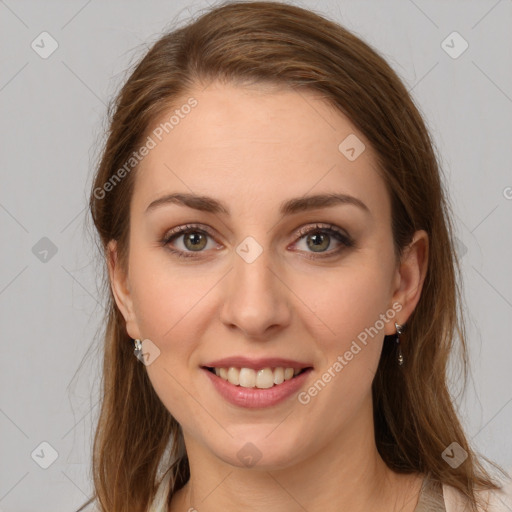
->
xmin=220 ymin=234 xmax=290 ymax=337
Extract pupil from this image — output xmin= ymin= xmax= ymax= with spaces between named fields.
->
xmin=186 ymin=233 xmax=205 ymax=250
xmin=308 ymin=233 xmax=328 ymax=251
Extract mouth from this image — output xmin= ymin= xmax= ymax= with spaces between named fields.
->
xmin=202 ymin=366 xmax=313 ymax=389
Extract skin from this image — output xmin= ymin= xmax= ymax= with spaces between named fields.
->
xmin=108 ymin=81 xmax=429 ymax=512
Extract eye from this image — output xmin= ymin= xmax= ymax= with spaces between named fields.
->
xmin=160 ymin=222 xmax=355 ymax=260
xmin=292 ymin=223 xmax=355 ymax=259
xmin=160 ymin=224 xmax=219 ymax=258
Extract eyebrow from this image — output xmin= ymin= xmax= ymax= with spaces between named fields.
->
xmin=145 ymin=192 xmax=371 ymax=216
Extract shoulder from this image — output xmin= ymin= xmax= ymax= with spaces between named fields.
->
xmin=442 ymin=476 xmax=512 ymax=512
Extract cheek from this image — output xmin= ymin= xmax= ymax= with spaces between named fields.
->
xmin=128 ymin=243 xmax=211 ymax=341
xmin=127 ymin=247 xmax=214 ymax=423
xmin=287 ymin=260 xmax=395 ymax=408
xmin=289 ymin=267 xmax=392 ymax=424
xmin=290 ymin=261 xmax=393 ymax=343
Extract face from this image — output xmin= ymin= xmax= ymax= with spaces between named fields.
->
xmin=109 ymin=81 xmax=427 ymax=470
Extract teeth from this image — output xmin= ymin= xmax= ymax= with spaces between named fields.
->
xmin=227 ymin=367 xmax=240 ymax=385
xmin=239 ymin=368 xmax=257 ymax=388
xmin=256 ymin=368 xmax=274 ymax=388
xmin=273 ymin=367 xmax=284 ymax=385
xmin=211 ymin=366 xmax=307 ymax=389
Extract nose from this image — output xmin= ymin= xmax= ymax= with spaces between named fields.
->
xmin=219 ymin=244 xmax=291 ymax=339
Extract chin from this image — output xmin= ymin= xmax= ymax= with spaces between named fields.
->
xmin=209 ymin=431 xmax=308 ymax=470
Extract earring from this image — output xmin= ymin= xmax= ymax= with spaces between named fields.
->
xmin=394 ymin=322 xmax=404 ymax=366
xmin=133 ymin=338 xmax=142 ymax=359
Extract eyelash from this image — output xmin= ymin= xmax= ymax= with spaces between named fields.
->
xmin=160 ymin=223 xmax=355 ymax=260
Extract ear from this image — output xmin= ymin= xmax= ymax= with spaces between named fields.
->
xmin=107 ymin=239 xmax=142 ymax=340
xmin=385 ymin=230 xmax=429 ymax=335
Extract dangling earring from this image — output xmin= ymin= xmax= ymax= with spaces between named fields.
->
xmin=133 ymin=338 xmax=142 ymax=359
xmin=394 ymin=322 xmax=404 ymax=366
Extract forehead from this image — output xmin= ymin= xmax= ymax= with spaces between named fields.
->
xmin=133 ymin=81 xmax=389 ymax=221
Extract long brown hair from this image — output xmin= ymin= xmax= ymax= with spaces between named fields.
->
xmin=81 ymin=1 xmax=508 ymax=510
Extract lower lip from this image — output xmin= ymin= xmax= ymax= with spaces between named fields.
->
xmin=202 ymin=367 xmax=313 ymax=409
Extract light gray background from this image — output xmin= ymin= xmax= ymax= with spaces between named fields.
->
xmin=1 ymin=0 xmax=511 ymax=510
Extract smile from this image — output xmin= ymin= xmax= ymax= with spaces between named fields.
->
xmin=204 ymin=366 xmax=310 ymax=389
xmin=202 ymin=365 xmax=314 ymax=409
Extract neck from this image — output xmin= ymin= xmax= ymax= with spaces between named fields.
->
xmin=170 ymin=399 xmax=422 ymax=512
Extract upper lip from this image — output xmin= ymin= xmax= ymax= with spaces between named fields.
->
xmin=203 ymin=356 xmax=313 ymax=370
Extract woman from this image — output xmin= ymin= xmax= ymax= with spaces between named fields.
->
xmin=80 ymin=1 xmax=510 ymax=511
